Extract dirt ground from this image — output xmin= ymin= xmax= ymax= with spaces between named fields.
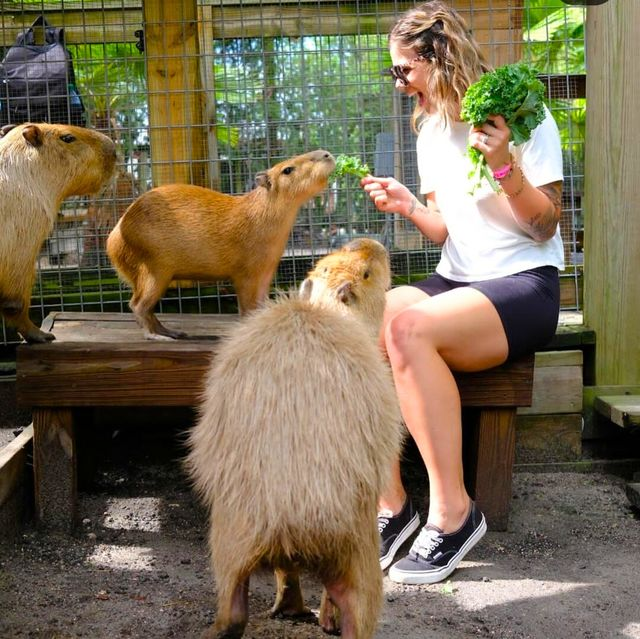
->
xmin=1 ymin=420 xmax=639 ymax=639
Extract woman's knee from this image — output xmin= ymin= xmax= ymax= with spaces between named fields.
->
xmin=384 ymin=306 xmax=437 ymax=364
xmin=380 ymin=286 xmax=429 ymax=353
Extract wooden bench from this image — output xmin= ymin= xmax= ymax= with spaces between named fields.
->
xmin=592 ymin=392 xmax=640 ymax=508
xmin=16 ymin=311 xmax=534 ymax=533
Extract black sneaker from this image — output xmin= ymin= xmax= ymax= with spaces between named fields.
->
xmin=378 ymin=497 xmax=421 ymax=570
xmin=388 ymin=501 xmax=486 ymax=585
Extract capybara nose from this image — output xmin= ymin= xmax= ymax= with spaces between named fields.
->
xmin=314 ymin=149 xmax=335 ymax=167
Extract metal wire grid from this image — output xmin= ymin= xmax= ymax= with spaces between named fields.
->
xmin=0 ymin=1 xmax=585 ymax=346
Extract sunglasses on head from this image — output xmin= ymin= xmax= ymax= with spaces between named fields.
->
xmin=387 ymin=55 xmax=430 ymax=86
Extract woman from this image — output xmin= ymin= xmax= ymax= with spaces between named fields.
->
xmin=362 ymin=1 xmax=564 ymax=585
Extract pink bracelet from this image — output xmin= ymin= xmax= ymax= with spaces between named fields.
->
xmin=492 ymin=161 xmax=512 ymax=181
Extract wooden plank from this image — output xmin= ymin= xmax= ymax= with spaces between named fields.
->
xmin=583 ymin=385 xmax=640 ymax=439
xmin=32 ymin=409 xmax=76 ymax=531
xmin=17 ymin=343 xmax=218 ymax=406
xmin=546 ymin=324 xmax=596 ymax=350
xmin=534 ymin=350 xmax=582 ymax=368
xmin=515 ymin=414 xmax=582 ymax=464
xmin=465 ymin=408 xmax=516 ymax=531
xmin=519 ymin=351 xmax=582 ymax=416
xmin=559 ymin=274 xmax=583 ymax=309
xmin=39 ymin=311 xmax=239 ymax=340
xmin=17 ymin=313 xmax=533 ymax=407
xmin=558 ymin=311 xmax=585 ymax=327
xmin=519 ymin=366 xmax=582 ymax=415
xmin=455 ymin=354 xmax=534 ymax=408
xmin=0 ymin=425 xmax=33 ymax=509
xmin=584 ymin=2 xmax=640 ymax=386
xmin=593 ymin=395 xmax=640 ymax=431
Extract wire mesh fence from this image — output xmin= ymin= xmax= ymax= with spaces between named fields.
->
xmin=0 ymin=0 xmax=585 ymax=346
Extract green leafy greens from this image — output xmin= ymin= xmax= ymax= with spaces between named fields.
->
xmin=460 ymin=62 xmax=546 ymax=194
xmin=331 ymin=154 xmax=371 ymax=180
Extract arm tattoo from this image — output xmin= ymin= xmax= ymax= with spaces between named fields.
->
xmin=526 ymin=181 xmax=563 ymax=241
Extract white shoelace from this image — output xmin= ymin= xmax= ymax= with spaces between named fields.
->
xmin=377 ymin=508 xmax=393 ymax=534
xmin=411 ymin=527 xmax=443 ymax=559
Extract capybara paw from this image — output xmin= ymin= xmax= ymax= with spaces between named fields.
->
xmin=318 ymin=608 xmax=341 ymax=635
xmin=318 ymin=601 xmax=341 ymax=635
xmin=201 ymin=622 xmax=245 ymax=639
xmin=23 ymin=329 xmax=55 ymax=344
xmin=320 ymin=620 xmax=341 ymax=636
xmin=143 ymin=331 xmax=181 ymax=341
xmin=269 ymin=603 xmax=314 ymax=619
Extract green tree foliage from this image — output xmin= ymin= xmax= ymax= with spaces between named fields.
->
xmin=522 ymin=2 xmax=586 ymax=168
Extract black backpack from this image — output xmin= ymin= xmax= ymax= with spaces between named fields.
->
xmin=0 ymin=15 xmax=86 ymax=126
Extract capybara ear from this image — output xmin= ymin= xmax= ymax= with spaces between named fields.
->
xmin=0 ymin=124 xmax=17 ymax=138
xmin=22 ymin=124 xmax=44 ymax=147
xmin=299 ymin=278 xmax=313 ymax=300
xmin=255 ymin=171 xmax=271 ymax=190
xmin=337 ymin=281 xmax=354 ymax=305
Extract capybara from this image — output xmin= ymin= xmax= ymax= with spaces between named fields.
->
xmin=0 ymin=122 xmax=117 ymax=342
xmin=106 ymin=149 xmax=336 ymax=340
xmin=186 ymin=238 xmax=404 ymax=639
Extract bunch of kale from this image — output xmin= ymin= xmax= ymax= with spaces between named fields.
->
xmin=331 ymin=154 xmax=371 ymax=180
xmin=460 ymin=62 xmax=546 ymax=194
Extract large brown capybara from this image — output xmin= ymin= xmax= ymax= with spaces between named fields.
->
xmin=186 ymin=238 xmax=404 ymax=639
xmin=106 ymin=149 xmax=336 ymax=340
xmin=0 ymin=123 xmax=117 ymax=342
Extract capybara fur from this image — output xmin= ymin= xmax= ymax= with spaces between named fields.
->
xmin=0 ymin=122 xmax=117 ymax=342
xmin=106 ymin=149 xmax=336 ymax=340
xmin=186 ymin=239 xmax=404 ymax=639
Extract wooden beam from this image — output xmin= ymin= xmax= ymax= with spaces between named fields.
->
xmin=0 ymin=1 xmax=521 ymax=44
xmin=593 ymin=395 xmax=640 ymax=431
xmin=583 ymin=385 xmax=640 ymax=439
xmin=142 ymin=0 xmax=209 ymax=186
xmin=197 ymin=4 xmax=221 ymax=190
xmin=584 ymin=1 xmax=640 ymax=385
xmin=0 ymin=425 xmax=33 ymax=510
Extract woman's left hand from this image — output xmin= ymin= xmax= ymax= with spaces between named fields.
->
xmin=469 ymin=114 xmax=511 ymax=172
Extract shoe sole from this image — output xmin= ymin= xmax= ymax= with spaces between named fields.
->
xmin=388 ymin=513 xmax=487 ymax=585
xmin=379 ymin=512 xmax=421 ymax=571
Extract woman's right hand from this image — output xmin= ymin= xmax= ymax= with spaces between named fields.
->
xmin=361 ymin=176 xmax=416 ymax=217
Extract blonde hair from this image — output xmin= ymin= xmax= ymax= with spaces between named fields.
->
xmin=390 ymin=0 xmax=491 ymax=130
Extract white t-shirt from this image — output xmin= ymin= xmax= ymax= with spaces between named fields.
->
xmin=417 ymin=106 xmax=565 ymax=281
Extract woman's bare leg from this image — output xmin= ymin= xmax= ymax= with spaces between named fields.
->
xmin=380 ymin=285 xmax=509 ymax=533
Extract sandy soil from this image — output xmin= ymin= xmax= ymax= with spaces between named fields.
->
xmin=1 ymin=423 xmax=639 ymax=639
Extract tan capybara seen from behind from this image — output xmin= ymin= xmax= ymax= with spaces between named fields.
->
xmin=106 ymin=149 xmax=336 ymax=340
xmin=186 ymin=239 xmax=404 ymax=639
xmin=0 ymin=123 xmax=117 ymax=342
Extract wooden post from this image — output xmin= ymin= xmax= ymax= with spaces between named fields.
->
xmin=197 ymin=4 xmax=221 ymax=191
xmin=142 ymin=0 xmax=209 ymax=186
xmin=583 ymin=0 xmax=640 ymax=385
xmin=465 ymin=408 xmax=517 ymax=532
xmin=32 ymin=409 xmax=76 ymax=532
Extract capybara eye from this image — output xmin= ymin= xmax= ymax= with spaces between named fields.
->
xmin=363 ymin=270 xmax=370 ymax=279
xmin=60 ymin=134 xmax=76 ymax=143
xmin=282 ymin=166 xmax=295 ymax=175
